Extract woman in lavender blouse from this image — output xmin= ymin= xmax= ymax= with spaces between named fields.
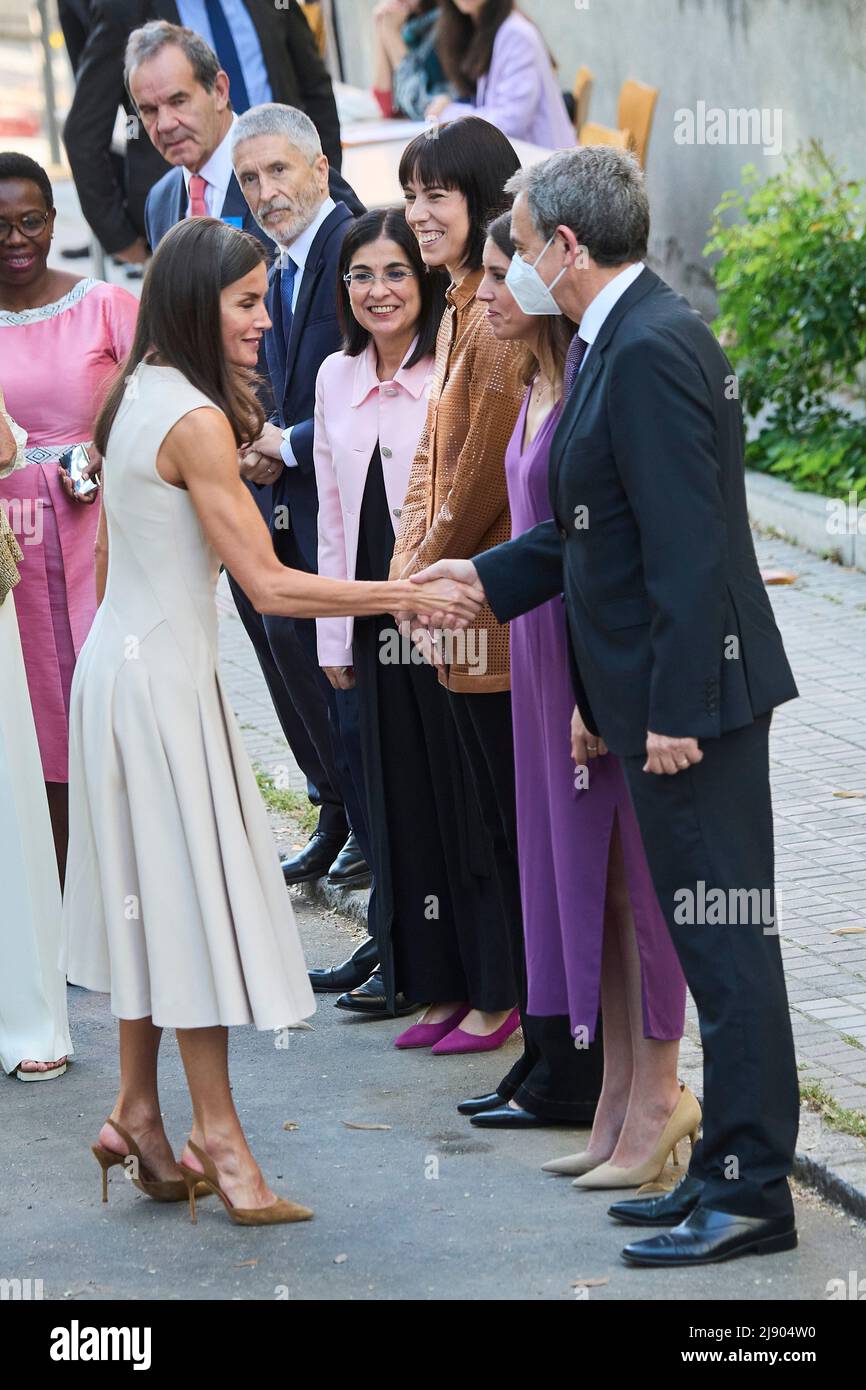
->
xmin=476 ymin=214 xmax=698 ymax=1191
xmin=429 ymin=0 xmax=575 ymax=150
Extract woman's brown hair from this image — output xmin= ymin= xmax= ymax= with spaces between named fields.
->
xmin=437 ymin=0 xmax=514 ymax=97
xmin=485 ymin=211 xmax=575 ymax=388
xmin=94 ymin=217 xmax=268 ymax=456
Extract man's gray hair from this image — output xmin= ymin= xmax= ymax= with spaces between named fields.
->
xmin=505 ymin=146 xmax=649 ymax=267
xmin=125 ymin=20 xmax=221 ymax=95
xmin=230 ymin=104 xmax=323 ymax=165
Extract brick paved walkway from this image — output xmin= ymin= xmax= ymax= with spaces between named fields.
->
xmin=218 ymin=533 xmax=866 ymax=1117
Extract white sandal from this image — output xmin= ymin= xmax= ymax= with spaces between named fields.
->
xmin=16 ymin=1059 xmax=68 ymax=1082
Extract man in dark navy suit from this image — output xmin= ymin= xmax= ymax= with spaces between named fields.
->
xmin=227 ymin=100 xmax=406 ymax=1007
xmin=63 ymin=0 xmax=347 ymax=262
xmin=415 ymin=146 xmax=801 ymax=1266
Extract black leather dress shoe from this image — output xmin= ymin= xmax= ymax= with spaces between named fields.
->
xmin=621 ymin=1206 xmax=798 ymax=1267
xmin=457 ymin=1092 xmax=504 ymax=1116
xmin=471 ymin=1104 xmax=590 ymax=1129
xmin=335 ymin=972 xmax=421 ymax=1018
xmin=308 ymin=954 xmax=380 ymax=994
xmin=608 ymin=1173 xmax=705 ymax=1227
xmin=327 ymin=831 xmax=371 ymax=887
xmin=281 ymin=830 xmax=344 ymax=885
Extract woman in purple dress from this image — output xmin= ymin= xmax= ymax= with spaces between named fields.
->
xmin=477 ymin=214 xmax=697 ymax=1189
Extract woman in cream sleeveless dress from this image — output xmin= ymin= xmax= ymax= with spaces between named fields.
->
xmin=59 ymin=217 xmax=468 ymax=1225
xmin=0 ymin=390 xmax=72 ymax=1081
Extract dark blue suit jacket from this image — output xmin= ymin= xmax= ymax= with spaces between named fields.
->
xmin=475 ymin=268 xmax=798 ymax=756
xmin=144 ymin=165 xmax=363 ymax=252
xmin=264 ymin=199 xmax=355 ymax=573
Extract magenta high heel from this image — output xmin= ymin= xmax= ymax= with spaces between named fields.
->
xmin=393 ymin=1004 xmax=470 ymax=1049
xmin=431 ymin=1008 xmax=521 ymax=1056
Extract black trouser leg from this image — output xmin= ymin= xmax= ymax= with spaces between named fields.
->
xmin=621 ymin=714 xmax=798 ymax=1219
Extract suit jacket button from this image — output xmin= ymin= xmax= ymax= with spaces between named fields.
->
xmin=381 ymin=446 xmax=393 ymax=459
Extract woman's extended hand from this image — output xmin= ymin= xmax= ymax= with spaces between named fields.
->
xmin=57 ymin=444 xmax=102 ymax=505
xmin=425 ymin=94 xmax=451 ymax=121
xmin=570 ymin=705 xmax=607 ymax=765
xmin=322 ymin=665 xmax=356 ymax=690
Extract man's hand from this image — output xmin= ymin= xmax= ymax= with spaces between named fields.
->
xmin=410 ymin=557 xmax=486 ymax=629
xmin=114 ymin=237 xmax=149 ymax=265
xmin=570 ymin=705 xmax=608 ymax=765
xmin=253 ymin=422 xmax=286 ymax=461
xmin=239 ymin=446 xmax=282 ymax=486
xmin=643 ymin=732 xmax=703 ymax=776
xmin=322 ymin=665 xmax=355 ymax=690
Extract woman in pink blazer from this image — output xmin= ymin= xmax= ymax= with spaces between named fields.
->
xmin=429 ymin=1 xmax=575 ymax=150
xmin=314 ymin=209 xmax=505 ymax=1035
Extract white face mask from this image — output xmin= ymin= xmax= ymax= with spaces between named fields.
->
xmin=505 ymin=236 xmax=566 ymax=316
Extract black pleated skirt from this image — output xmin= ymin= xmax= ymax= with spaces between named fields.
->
xmin=353 ymin=445 xmax=518 ymax=1011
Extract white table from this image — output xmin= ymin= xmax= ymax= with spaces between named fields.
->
xmin=340 ymin=121 xmax=554 ymax=208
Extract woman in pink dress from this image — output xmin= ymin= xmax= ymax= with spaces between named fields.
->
xmin=0 ymin=154 xmax=138 ymax=888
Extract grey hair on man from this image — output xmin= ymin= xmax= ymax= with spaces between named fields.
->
xmin=231 ymin=104 xmax=323 ymax=165
xmin=124 ymin=20 xmax=221 ymax=96
xmin=505 ymin=147 xmax=649 ymax=267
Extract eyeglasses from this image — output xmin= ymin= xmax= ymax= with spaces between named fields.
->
xmin=0 ymin=211 xmax=50 ymax=243
xmin=343 ymin=268 xmax=416 ymax=288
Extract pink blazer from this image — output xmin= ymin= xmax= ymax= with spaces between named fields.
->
xmin=314 ymin=339 xmax=433 ymax=666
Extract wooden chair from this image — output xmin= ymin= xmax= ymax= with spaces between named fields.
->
xmin=616 ymin=79 xmax=658 ymax=167
xmin=572 ymin=65 xmax=593 ymax=140
xmin=300 ymin=2 xmax=328 ymax=59
xmin=579 ymin=121 xmax=634 ymax=152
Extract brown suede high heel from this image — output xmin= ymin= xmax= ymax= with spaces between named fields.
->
xmin=178 ymin=1139 xmax=314 ymax=1227
xmin=91 ymin=1117 xmax=210 ymax=1204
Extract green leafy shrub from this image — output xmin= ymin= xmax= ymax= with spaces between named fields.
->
xmin=704 ymin=142 xmax=866 ymax=498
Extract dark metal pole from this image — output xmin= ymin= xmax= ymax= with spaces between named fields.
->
xmin=35 ymin=0 xmax=62 ymax=166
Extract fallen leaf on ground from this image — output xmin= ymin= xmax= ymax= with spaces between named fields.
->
xmin=571 ymin=1276 xmax=609 ymax=1288
xmin=831 ymin=926 xmax=866 ymax=935
xmin=341 ymin=1120 xmax=392 ymax=1130
xmin=760 ymin=569 xmax=798 ymax=585
xmin=833 ymin=790 xmax=866 ymax=799
xmin=283 ymin=1121 xmax=300 ymax=1131
xmin=235 ymin=1259 xmax=258 ymax=1268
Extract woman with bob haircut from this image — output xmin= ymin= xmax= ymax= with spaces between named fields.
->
xmin=385 ymin=118 xmax=537 ymax=1085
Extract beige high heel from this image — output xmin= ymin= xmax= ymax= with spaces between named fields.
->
xmin=542 ymin=1150 xmax=608 ymax=1177
xmin=178 ymin=1139 xmax=313 ymax=1227
xmin=91 ymin=1117 xmax=210 ymax=1204
xmin=571 ymin=1084 xmax=702 ymax=1191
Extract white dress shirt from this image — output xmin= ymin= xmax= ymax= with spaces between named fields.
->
xmin=577 ymin=261 xmax=645 ymax=372
xmin=277 ymin=196 xmax=337 ymax=468
xmin=182 ymin=114 xmax=238 ymax=220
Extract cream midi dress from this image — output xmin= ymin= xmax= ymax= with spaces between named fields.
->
xmin=0 ymin=589 xmax=74 ymax=1073
xmin=60 ymin=363 xmax=316 ymax=1030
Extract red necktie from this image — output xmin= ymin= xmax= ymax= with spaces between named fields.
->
xmin=188 ymin=175 xmax=208 ymax=218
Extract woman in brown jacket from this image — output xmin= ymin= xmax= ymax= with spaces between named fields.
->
xmin=388 ymin=120 xmax=605 ymax=1128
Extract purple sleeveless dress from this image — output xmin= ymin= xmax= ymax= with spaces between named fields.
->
xmin=506 ymin=389 xmax=686 ymax=1042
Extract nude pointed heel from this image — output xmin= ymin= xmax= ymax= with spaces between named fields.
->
xmin=571 ymin=1085 xmax=702 ymax=1191
xmin=178 ymin=1139 xmax=313 ymax=1227
xmin=91 ymin=1117 xmax=209 ymax=1205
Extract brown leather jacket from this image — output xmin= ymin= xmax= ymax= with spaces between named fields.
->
xmin=390 ymin=270 xmax=526 ymax=693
